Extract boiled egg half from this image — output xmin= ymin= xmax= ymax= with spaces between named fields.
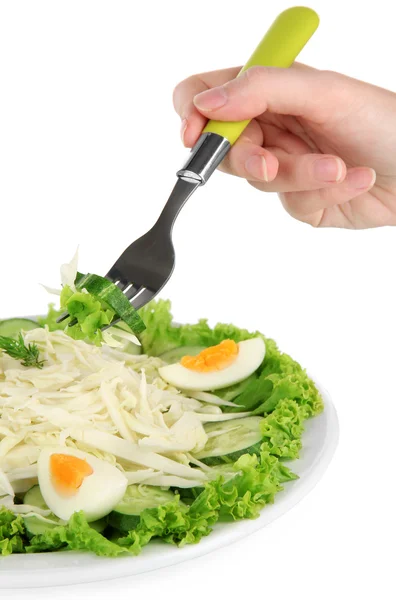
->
xmin=158 ymin=338 xmax=265 ymax=391
xmin=38 ymin=446 xmax=128 ymax=521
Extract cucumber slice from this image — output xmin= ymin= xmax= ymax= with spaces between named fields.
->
xmin=159 ymin=345 xmax=206 ymax=364
xmin=75 ymin=273 xmax=146 ymax=334
xmin=0 ymin=318 xmax=39 ymax=339
xmin=24 ymin=485 xmax=47 ymax=509
xmin=23 ymin=485 xmax=106 ymax=536
xmin=24 ymin=515 xmax=106 ymax=536
xmin=23 ymin=486 xmax=59 ymax=536
xmin=108 ymin=485 xmax=176 ymax=533
xmin=194 ymin=416 xmax=263 ymax=465
xmin=23 ymin=516 xmax=57 ymax=536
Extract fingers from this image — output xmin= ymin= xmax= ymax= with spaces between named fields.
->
xmin=173 ymin=66 xmax=240 ymax=117
xmin=173 ymin=67 xmax=241 ymax=147
xmin=219 ymin=139 xmax=348 ymax=191
xmin=192 ymin=65 xmax=351 ymax=124
xmin=244 ymin=150 xmax=347 ymax=192
xmin=271 ymin=167 xmax=377 ymax=225
xmin=217 ymin=120 xmax=280 ymax=181
xmin=219 ymin=142 xmax=280 ymax=183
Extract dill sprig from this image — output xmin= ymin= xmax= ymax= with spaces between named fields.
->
xmin=0 ymin=333 xmax=45 ymax=369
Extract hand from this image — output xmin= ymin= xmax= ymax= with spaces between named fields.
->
xmin=173 ymin=64 xmax=396 ymax=228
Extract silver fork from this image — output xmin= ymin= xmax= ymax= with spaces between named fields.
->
xmin=58 ymin=136 xmax=229 ymax=329
xmin=57 ymin=8 xmax=318 ymax=329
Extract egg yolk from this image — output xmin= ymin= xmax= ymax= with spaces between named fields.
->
xmin=181 ymin=339 xmax=239 ymax=372
xmin=50 ymin=454 xmax=93 ymax=497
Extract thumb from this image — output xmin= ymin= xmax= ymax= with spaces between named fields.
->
xmin=192 ymin=65 xmax=346 ymax=123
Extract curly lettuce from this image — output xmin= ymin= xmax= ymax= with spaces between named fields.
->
xmin=0 ymin=509 xmax=26 ymax=556
xmin=39 ymin=285 xmax=115 ymax=345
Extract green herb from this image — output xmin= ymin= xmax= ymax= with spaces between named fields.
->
xmin=0 ymin=333 xmax=45 ymax=369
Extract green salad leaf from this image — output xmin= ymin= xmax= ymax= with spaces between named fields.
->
xmin=61 ymin=285 xmax=115 ymax=345
xmin=138 ymin=300 xmax=261 ymax=357
xmin=37 ymin=303 xmax=66 ymax=331
xmin=26 ymin=512 xmax=124 ymax=557
xmin=116 ymin=495 xmax=216 ymax=554
xmin=39 ymin=286 xmax=115 ymax=345
xmin=0 ymin=508 xmax=26 ymax=556
xmin=260 ymin=399 xmax=307 ymax=460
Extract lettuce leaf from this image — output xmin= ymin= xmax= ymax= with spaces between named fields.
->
xmin=116 ymin=450 xmax=289 ymax=554
xmin=37 ymin=303 xmax=67 ymax=331
xmin=26 ymin=512 xmax=124 ymax=556
xmin=0 ymin=508 xmax=27 ymax=556
xmin=61 ymin=286 xmax=114 ymax=345
xmin=138 ymin=300 xmax=261 ymax=357
xmin=39 ymin=286 xmax=115 ymax=345
xmin=116 ymin=495 xmax=217 ymax=554
xmin=260 ymin=399 xmax=306 ymax=460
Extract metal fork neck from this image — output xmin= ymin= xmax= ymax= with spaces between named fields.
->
xmin=154 ymin=132 xmax=231 ymax=232
xmin=153 ymin=178 xmax=199 ymax=232
xmin=177 ymin=132 xmax=230 ymax=185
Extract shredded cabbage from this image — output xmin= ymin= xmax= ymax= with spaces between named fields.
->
xmin=0 ymin=327 xmax=225 ymax=503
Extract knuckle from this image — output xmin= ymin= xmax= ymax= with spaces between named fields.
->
xmin=244 ymin=65 xmax=272 ymax=83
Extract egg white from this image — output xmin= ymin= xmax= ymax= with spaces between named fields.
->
xmin=38 ymin=446 xmax=128 ymax=521
xmin=158 ymin=337 xmax=265 ymax=391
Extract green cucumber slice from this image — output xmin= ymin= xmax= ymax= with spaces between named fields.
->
xmin=194 ymin=416 xmax=263 ymax=465
xmin=76 ymin=273 xmax=146 ymax=334
xmin=0 ymin=318 xmax=39 ymax=339
xmin=159 ymin=345 xmax=206 ymax=364
xmin=23 ymin=485 xmax=106 ymax=536
xmin=24 ymin=485 xmax=47 ymax=509
xmin=23 ymin=485 xmax=60 ymax=536
xmin=23 ymin=516 xmax=57 ymax=536
xmin=108 ymin=485 xmax=176 ymax=533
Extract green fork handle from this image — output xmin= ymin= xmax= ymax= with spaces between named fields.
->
xmin=203 ymin=6 xmax=319 ymax=145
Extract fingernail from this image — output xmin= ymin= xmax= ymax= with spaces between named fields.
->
xmin=193 ymin=87 xmax=228 ymax=111
xmin=313 ymin=157 xmax=344 ymax=183
xmin=245 ymin=155 xmax=268 ymax=181
xmin=345 ymin=168 xmax=376 ymax=190
xmin=180 ymin=118 xmax=188 ymax=144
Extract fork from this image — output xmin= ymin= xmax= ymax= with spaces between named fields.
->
xmin=58 ymin=7 xmax=319 ymax=329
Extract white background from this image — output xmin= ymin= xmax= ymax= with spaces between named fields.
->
xmin=0 ymin=0 xmax=395 ymax=598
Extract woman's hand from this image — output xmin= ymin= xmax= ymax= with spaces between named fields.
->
xmin=173 ymin=64 xmax=396 ymax=228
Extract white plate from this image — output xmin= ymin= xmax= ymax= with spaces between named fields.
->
xmin=0 ymin=375 xmax=338 ymax=589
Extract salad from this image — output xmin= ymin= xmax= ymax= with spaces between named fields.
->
xmin=0 ymin=255 xmax=323 ymax=558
